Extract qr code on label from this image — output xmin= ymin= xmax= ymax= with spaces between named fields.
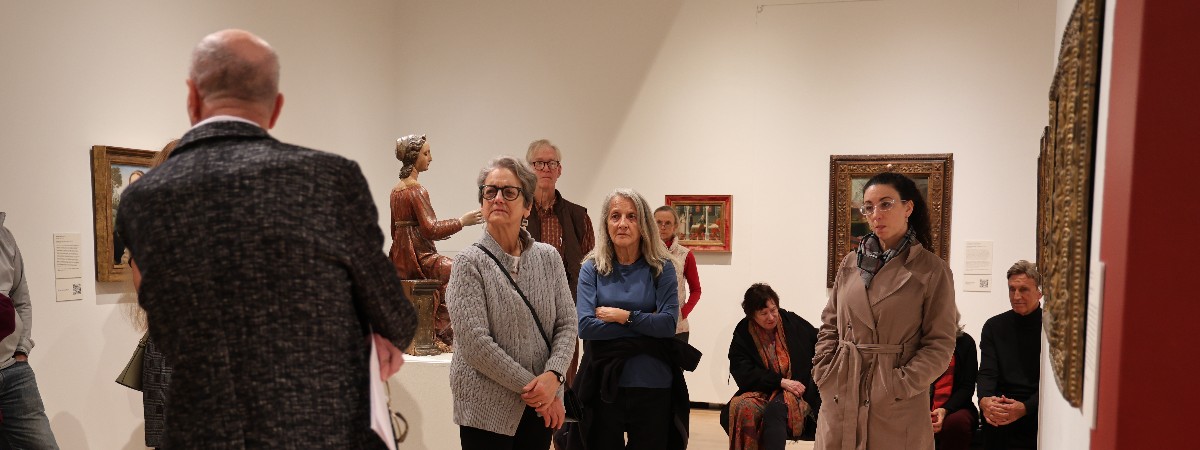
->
xmin=72 ymin=283 xmax=82 ymax=295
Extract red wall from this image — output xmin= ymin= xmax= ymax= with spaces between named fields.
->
xmin=1092 ymin=1 xmax=1200 ymax=448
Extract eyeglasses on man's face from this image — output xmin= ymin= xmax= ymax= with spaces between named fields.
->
xmin=480 ymin=185 xmax=523 ymax=201
xmin=859 ymin=198 xmax=907 ymax=216
xmin=530 ymin=160 xmax=561 ymax=171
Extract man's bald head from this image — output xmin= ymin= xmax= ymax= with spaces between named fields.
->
xmin=187 ymin=29 xmax=282 ymax=126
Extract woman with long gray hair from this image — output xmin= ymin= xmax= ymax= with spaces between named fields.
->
xmin=570 ymin=188 xmax=701 ymax=450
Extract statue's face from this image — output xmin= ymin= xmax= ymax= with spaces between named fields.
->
xmin=415 ymin=143 xmax=432 ymax=172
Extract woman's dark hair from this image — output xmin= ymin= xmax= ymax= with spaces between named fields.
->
xmin=864 ymin=172 xmax=933 ymax=249
xmin=742 ymin=283 xmax=779 ymax=316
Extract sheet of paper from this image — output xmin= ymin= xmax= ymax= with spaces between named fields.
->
xmin=963 ymin=274 xmax=992 ymax=292
xmin=964 ymin=240 xmax=993 ymax=275
xmin=55 ymin=278 xmax=83 ymax=302
xmin=369 ymin=337 xmax=397 ymax=450
xmin=53 ymin=233 xmax=82 ymax=279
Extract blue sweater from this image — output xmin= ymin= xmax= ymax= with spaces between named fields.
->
xmin=577 ymin=256 xmax=678 ymax=388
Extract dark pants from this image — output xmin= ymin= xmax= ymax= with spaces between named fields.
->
xmin=935 ymin=408 xmax=977 ymax=450
xmin=760 ymin=394 xmax=789 ymax=450
xmin=981 ymin=413 xmax=1037 ymax=450
xmin=674 ymin=332 xmax=689 ymax=343
xmin=460 ymin=406 xmax=552 ymax=450
xmin=588 ymin=387 xmax=672 ymax=450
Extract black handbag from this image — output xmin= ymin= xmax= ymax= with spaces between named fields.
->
xmin=473 ymin=243 xmax=582 ymax=422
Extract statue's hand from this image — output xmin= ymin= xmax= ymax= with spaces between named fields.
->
xmin=460 ymin=209 xmax=483 ymax=226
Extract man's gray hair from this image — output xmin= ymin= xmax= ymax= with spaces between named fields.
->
xmin=1006 ymin=260 xmax=1041 ymax=287
xmin=189 ymin=32 xmax=280 ymax=105
xmin=586 ymin=188 xmax=673 ymax=277
xmin=476 ymin=156 xmax=537 ymax=205
xmin=526 ymin=139 xmax=562 ymax=162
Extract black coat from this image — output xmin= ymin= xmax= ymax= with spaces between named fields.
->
xmin=723 ymin=309 xmax=820 ymax=439
xmin=930 ymin=333 xmax=979 ymax=421
xmin=117 ymin=121 xmax=417 ymax=449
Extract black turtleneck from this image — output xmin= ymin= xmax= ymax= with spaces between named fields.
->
xmin=977 ymin=307 xmax=1042 ymax=416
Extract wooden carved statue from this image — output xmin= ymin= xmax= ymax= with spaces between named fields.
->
xmin=390 ymin=134 xmax=482 ymax=351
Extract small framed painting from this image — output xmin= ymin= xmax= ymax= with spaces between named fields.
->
xmin=663 ymin=195 xmax=732 ymax=253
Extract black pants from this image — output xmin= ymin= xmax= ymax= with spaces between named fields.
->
xmin=588 ymin=387 xmax=672 ymax=450
xmin=981 ymin=413 xmax=1037 ymax=450
xmin=460 ymin=406 xmax=552 ymax=450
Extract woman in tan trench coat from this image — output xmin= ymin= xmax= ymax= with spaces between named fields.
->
xmin=812 ymin=172 xmax=958 ymax=450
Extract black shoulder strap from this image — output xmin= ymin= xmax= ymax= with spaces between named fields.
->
xmin=472 ymin=243 xmax=552 ymax=351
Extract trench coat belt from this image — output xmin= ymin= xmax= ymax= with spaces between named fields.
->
xmin=832 ymin=340 xmax=903 ymax=450
xmin=394 ymin=220 xmax=418 ymax=227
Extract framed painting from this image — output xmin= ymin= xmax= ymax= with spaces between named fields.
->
xmin=663 ymin=195 xmax=732 ymax=252
xmin=1038 ymin=0 xmax=1104 ymax=408
xmin=91 ymin=145 xmax=156 ymax=282
xmin=827 ymin=154 xmax=954 ymax=287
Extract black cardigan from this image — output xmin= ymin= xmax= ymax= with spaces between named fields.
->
xmin=723 ymin=309 xmax=820 ymax=438
xmin=930 ymin=332 xmax=979 ymax=421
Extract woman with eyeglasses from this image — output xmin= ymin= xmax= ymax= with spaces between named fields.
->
xmin=568 ymin=188 xmax=701 ymax=450
xmin=445 ymin=156 xmax=577 ymax=450
xmin=390 ymin=134 xmax=482 ymax=347
xmin=811 ymin=172 xmax=958 ymax=450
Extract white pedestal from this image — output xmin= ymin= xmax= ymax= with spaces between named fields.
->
xmin=388 ymin=353 xmax=459 ymax=450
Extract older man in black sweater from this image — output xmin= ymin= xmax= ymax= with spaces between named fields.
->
xmin=977 ymin=260 xmax=1043 ymax=450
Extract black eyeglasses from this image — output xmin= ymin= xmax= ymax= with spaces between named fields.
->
xmin=480 ymin=185 xmax=523 ymax=201
xmin=530 ymin=160 xmax=561 ymax=170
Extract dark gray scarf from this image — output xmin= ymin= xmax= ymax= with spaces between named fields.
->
xmin=857 ymin=228 xmax=917 ymax=288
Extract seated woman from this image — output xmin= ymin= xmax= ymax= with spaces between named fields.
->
xmin=930 ymin=316 xmax=979 ymax=450
xmin=723 ymin=283 xmax=820 ymax=450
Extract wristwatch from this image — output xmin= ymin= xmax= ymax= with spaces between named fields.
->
xmin=549 ymin=370 xmax=565 ymax=384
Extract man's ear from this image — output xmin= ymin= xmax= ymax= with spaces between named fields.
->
xmin=186 ymin=79 xmax=202 ymax=125
xmin=267 ymin=93 xmax=284 ymax=129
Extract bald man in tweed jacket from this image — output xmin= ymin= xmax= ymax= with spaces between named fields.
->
xmin=116 ymin=29 xmax=416 ymax=449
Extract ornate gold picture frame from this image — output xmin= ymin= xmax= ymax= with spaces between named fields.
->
xmin=664 ymin=195 xmax=732 ymax=252
xmin=1038 ymin=0 xmax=1104 ymax=408
xmin=91 ymin=145 xmax=156 ymax=282
xmin=827 ymin=154 xmax=953 ymax=287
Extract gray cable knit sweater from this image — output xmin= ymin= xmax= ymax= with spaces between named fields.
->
xmin=446 ymin=228 xmax=578 ymax=436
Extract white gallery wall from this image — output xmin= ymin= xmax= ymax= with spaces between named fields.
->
xmin=582 ymin=0 xmax=1056 ymax=404
xmin=0 ymin=0 xmax=1063 ymax=448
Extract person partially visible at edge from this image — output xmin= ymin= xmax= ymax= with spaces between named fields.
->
xmin=977 ymin=260 xmax=1043 ymax=450
xmin=445 ymin=156 xmax=577 ymax=450
xmin=722 ymin=283 xmax=819 ymax=450
xmin=929 ymin=313 xmax=979 ymax=450
xmin=653 ymin=205 xmax=702 ymax=343
xmin=0 ymin=213 xmax=61 ymax=449
xmin=568 ymin=188 xmax=701 ymax=450
xmin=124 ymin=138 xmax=180 ymax=449
xmin=390 ymin=134 xmax=483 ymax=347
xmin=116 ymin=29 xmax=416 ymax=448
xmin=812 ymin=171 xmax=958 ymax=450
xmin=524 ymin=139 xmax=594 ymax=390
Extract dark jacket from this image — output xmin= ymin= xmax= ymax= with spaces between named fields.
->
xmin=568 ymin=337 xmax=702 ymax=450
xmin=117 ymin=121 xmax=417 ymax=449
xmin=526 ymin=190 xmax=590 ymax=298
xmin=723 ymin=309 xmax=820 ymax=439
xmin=930 ymin=333 xmax=979 ymax=422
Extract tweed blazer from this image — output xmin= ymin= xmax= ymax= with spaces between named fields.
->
xmin=116 ymin=120 xmax=417 ymax=449
xmin=445 ymin=228 xmax=577 ymax=436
